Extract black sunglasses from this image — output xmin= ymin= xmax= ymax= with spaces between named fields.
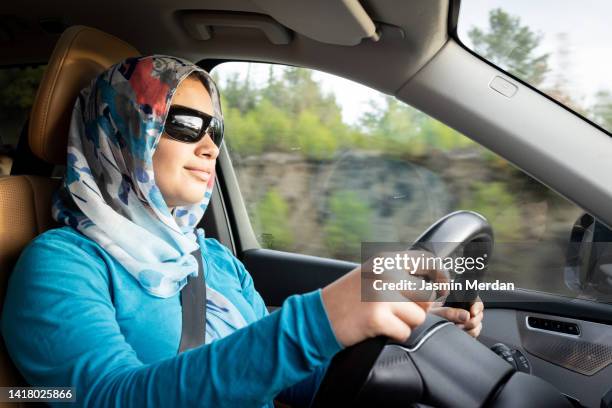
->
xmin=164 ymin=105 xmax=224 ymax=146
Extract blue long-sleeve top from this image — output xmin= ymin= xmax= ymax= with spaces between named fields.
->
xmin=1 ymin=226 xmax=344 ymax=407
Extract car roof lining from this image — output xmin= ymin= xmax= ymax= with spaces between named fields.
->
xmin=0 ymin=0 xmax=449 ymax=95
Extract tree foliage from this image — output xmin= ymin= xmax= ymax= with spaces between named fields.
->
xmin=467 ymin=8 xmax=550 ymax=86
xmin=218 ymin=66 xmax=481 ymax=161
xmin=323 ymin=190 xmax=372 ymax=259
xmin=592 ymin=90 xmax=612 ymax=131
xmin=460 ymin=182 xmax=522 ymax=241
xmin=252 ymin=188 xmax=294 ymax=251
xmin=0 ymin=65 xmax=46 ymax=147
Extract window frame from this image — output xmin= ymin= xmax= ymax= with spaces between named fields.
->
xmin=199 ymin=59 xmax=263 ymax=257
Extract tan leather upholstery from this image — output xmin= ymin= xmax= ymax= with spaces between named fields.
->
xmin=0 ymin=26 xmax=139 ymax=403
xmin=0 ymin=176 xmax=61 ymax=392
xmin=29 ymin=25 xmax=140 ymax=165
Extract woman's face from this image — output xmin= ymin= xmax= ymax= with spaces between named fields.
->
xmin=152 ymin=77 xmax=219 ymax=210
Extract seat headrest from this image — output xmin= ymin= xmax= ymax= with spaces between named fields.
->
xmin=28 ymin=25 xmax=140 ymax=165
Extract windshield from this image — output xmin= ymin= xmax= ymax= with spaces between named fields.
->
xmin=457 ymin=0 xmax=612 ymax=134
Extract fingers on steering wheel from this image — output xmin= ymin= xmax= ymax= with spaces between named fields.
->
xmin=465 ymin=309 xmax=484 ymax=329
xmin=391 ymin=301 xmax=427 ymax=329
xmin=466 ymin=322 xmax=483 ymax=338
xmin=470 ymin=299 xmax=484 ymax=317
xmin=435 ymin=306 xmax=470 ymax=323
xmin=383 ymin=313 xmax=414 ymax=343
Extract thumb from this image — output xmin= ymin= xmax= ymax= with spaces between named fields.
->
xmin=430 ymin=306 xmax=470 ymax=323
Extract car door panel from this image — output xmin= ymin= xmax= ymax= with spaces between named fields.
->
xmin=241 ymin=248 xmax=355 ymax=307
xmin=480 ymin=308 xmax=612 ymax=408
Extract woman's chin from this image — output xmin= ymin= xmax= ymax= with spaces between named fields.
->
xmin=163 ymin=182 xmax=208 ymax=209
xmin=177 ymin=192 xmax=207 ymax=207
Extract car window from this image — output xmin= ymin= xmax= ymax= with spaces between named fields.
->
xmin=212 ymin=61 xmax=590 ymax=300
xmin=456 ymin=2 xmax=612 ymax=134
xmin=0 ymin=65 xmax=46 ymax=176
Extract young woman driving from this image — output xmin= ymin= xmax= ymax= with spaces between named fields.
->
xmin=2 ymin=55 xmax=482 ymax=407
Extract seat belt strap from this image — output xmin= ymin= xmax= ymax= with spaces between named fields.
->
xmin=178 ymin=248 xmax=207 ymax=352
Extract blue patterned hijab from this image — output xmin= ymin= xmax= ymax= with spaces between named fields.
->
xmin=52 ymin=55 xmax=225 ymax=300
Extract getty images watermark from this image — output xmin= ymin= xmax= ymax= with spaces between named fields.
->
xmin=360 ymin=241 xmax=612 ymax=303
xmin=360 ymin=242 xmax=515 ymax=303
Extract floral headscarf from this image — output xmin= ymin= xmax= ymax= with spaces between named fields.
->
xmin=52 ymin=55 xmax=222 ymax=299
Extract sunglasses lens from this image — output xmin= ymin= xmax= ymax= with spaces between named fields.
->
xmin=209 ymin=118 xmax=224 ymax=146
xmin=165 ymin=107 xmax=223 ymax=146
xmin=166 ymin=114 xmax=207 ymax=142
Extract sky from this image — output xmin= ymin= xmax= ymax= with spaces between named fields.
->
xmin=213 ymin=1 xmax=611 ymax=125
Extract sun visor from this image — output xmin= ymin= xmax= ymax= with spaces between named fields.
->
xmin=251 ymin=0 xmax=379 ymax=46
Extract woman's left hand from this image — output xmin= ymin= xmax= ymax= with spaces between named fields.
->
xmin=429 ymin=298 xmax=484 ymax=338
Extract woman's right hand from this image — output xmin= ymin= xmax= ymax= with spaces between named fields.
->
xmin=321 ymin=251 xmax=436 ymax=348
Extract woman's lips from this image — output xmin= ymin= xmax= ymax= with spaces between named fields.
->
xmin=185 ymin=168 xmax=211 ymax=182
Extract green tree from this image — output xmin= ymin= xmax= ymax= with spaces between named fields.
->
xmin=361 ymin=96 xmax=475 ymax=157
xmin=294 ymin=110 xmax=338 ymax=160
xmin=592 ymin=90 xmax=612 ymax=131
xmin=253 ymin=189 xmax=294 ymax=250
xmin=0 ymin=66 xmax=46 ymax=113
xmin=460 ymin=181 xmax=522 ymax=241
xmin=360 ymin=96 xmax=425 ymax=157
xmin=252 ymin=99 xmax=295 ymax=150
xmin=468 ymin=8 xmax=549 ymax=86
xmin=218 ymin=70 xmax=258 ymax=114
xmin=324 ymin=190 xmax=372 ymax=260
xmin=0 ymin=65 xmax=46 ymax=146
xmin=223 ymin=107 xmax=265 ymax=156
xmin=260 ymin=65 xmax=292 ymax=114
xmin=217 ymin=65 xmax=352 ymax=158
xmin=419 ymin=117 xmax=474 ymax=152
xmin=543 ymin=32 xmax=587 ymax=116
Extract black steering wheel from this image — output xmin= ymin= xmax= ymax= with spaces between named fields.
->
xmin=311 ymin=211 xmax=572 ymax=408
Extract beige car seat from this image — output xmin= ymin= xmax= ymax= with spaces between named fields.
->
xmin=0 ymin=25 xmax=139 ymax=405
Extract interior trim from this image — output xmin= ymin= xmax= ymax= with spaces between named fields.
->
xmin=482 ymin=289 xmax=612 ymax=326
xmin=398 ymin=322 xmax=453 ymax=353
xmin=525 ymin=316 xmax=581 ymax=339
xmin=180 ymin=11 xmax=292 ymax=45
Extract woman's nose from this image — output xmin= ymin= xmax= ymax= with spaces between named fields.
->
xmin=195 ymin=134 xmax=219 ymax=160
